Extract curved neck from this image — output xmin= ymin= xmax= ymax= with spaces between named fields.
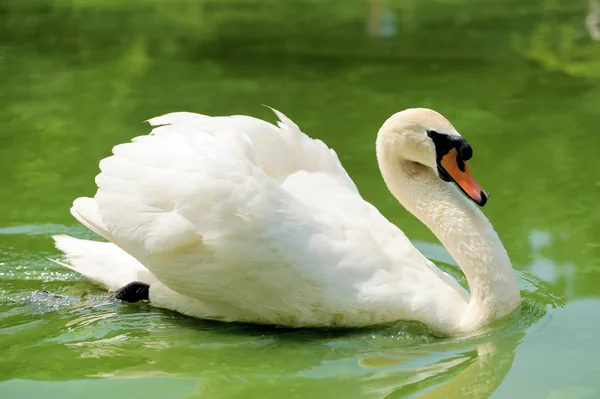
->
xmin=376 ymin=134 xmax=520 ymax=330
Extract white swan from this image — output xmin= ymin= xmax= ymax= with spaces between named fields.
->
xmin=52 ymin=107 xmax=520 ymax=336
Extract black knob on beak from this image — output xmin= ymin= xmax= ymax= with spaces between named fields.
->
xmin=459 ymin=140 xmax=472 ymax=161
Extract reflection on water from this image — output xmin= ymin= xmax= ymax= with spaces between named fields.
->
xmin=1 ymin=0 xmax=600 ymax=398
xmin=0 ymin=294 xmax=523 ymax=399
xmin=587 ymin=0 xmax=600 ymax=40
xmin=366 ymin=0 xmax=397 ymax=38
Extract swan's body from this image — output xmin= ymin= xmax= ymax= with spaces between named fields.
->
xmin=52 ymin=108 xmax=520 ymax=336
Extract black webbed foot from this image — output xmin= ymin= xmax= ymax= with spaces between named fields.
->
xmin=109 ymin=281 xmax=150 ymax=303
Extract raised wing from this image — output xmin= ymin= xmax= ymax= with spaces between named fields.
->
xmin=91 ymin=110 xmax=362 ymax=305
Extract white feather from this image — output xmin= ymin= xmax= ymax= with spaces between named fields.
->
xmin=53 ymin=107 xmax=483 ymax=335
xmin=51 ymin=235 xmax=156 ymax=291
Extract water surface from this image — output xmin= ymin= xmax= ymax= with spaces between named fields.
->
xmin=1 ymin=1 xmax=600 ymax=397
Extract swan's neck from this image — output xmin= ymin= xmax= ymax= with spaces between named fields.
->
xmin=376 ymin=137 xmax=520 ymax=330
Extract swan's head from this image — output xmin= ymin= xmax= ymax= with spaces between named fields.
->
xmin=377 ymin=108 xmax=489 ymax=206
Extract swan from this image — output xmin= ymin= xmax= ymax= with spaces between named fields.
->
xmin=51 ymin=107 xmax=520 ymax=336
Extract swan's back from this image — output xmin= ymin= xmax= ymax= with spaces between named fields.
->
xmin=146 ymin=109 xmax=357 ymax=187
xmin=96 ymin=110 xmax=349 ymax=248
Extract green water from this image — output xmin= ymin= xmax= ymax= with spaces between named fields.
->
xmin=1 ymin=0 xmax=600 ymax=397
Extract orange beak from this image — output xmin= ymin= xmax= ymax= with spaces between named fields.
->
xmin=440 ymin=148 xmax=489 ymax=206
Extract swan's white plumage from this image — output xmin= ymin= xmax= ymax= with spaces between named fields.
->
xmin=52 ymin=235 xmax=156 ymax=291
xmin=53 ymin=108 xmax=480 ymax=334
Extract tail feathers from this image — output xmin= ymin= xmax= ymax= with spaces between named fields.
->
xmin=51 ymin=235 xmax=157 ymax=292
xmin=70 ymin=197 xmax=113 ymax=243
